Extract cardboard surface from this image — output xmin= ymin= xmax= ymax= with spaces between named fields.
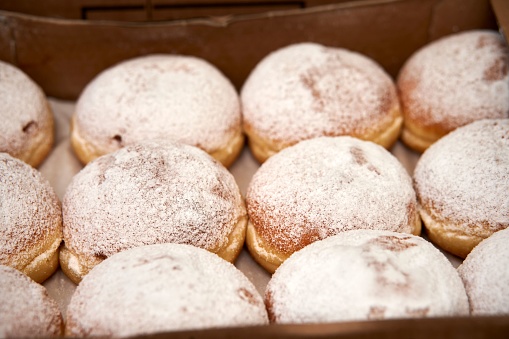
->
xmin=0 ymin=0 xmax=497 ymax=99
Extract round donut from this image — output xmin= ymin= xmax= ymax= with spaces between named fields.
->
xmin=0 ymin=265 xmax=63 ymax=337
xmin=0 ymin=61 xmax=54 ymax=167
xmin=413 ymin=119 xmax=509 ymax=259
xmin=71 ymin=54 xmax=244 ymax=167
xmin=0 ymin=153 xmax=63 ymax=283
xmin=458 ymin=228 xmax=509 ymax=315
xmin=246 ymin=136 xmax=421 ymax=273
xmin=265 ymin=230 xmax=469 ymax=324
xmin=397 ymin=30 xmax=509 ymax=152
xmin=65 ymin=243 xmax=268 ymax=337
xmin=241 ymin=43 xmax=402 ymax=163
xmin=61 ymin=140 xmax=247 ymax=284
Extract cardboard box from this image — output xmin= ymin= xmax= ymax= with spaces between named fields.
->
xmin=0 ymin=0 xmax=498 ymax=99
xmin=1 ymin=0 xmax=509 ymax=337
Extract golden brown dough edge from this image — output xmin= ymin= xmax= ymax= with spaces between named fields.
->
xmin=400 ymin=116 xmax=449 ymax=153
xmin=70 ymin=114 xmax=104 ymax=165
xmin=246 ymin=209 xmax=421 ymax=274
xmin=419 ymin=204 xmax=494 ymax=259
xmin=15 ymin=100 xmax=54 ymax=168
xmin=22 ymin=239 xmax=61 ymax=283
xmin=244 ymin=105 xmax=403 ymax=163
xmin=397 ymin=72 xmax=451 ymax=153
xmin=60 ymin=215 xmax=248 ymax=284
xmin=215 ymin=214 xmax=248 ymax=263
xmin=71 ymin=114 xmax=245 ymax=168
xmin=209 ymin=130 xmax=245 ymax=168
xmin=11 ymin=226 xmax=63 ymax=283
xmin=245 ymin=220 xmax=290 ymax=274
xmin=59 ymin=245 xmax=90 ymax=285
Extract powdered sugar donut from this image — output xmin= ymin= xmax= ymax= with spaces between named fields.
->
xmin=71 ymin=54 xmax=244 ymax=167
xmin=241 ymin=43 xmax=402 ymax=163
xmin=0 ymin=61 xmax=54 ymax=167
xmin=61 ymin=140 xmax=247 ymax=283
xmin=458 ymin=228 xmax=509 ymax=315
xmin=413 ymin=119 xmax=509 ymax=258
xmin=0 ymin=153 xmax=63 ymax=283
xmin=0 ymin=265 xmax=63 ymax=337
xmin=66 ymin=243 xmax=268 ymax=337
xmin=246 ymin=137 xmax=420 ymax=273
xmin=397 ymin=30 xmax=509 ymax=152
xmin=265 ymin=230 xmax=469 ymax=324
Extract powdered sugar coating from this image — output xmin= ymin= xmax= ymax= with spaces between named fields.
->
xmin=66 ymin=243 xmax=268 ymax=337
xmin=398 ymin=30 xmax=509 ymax=132
xmin=0 ymin=265 xmax=63 ymax=337
xmin=414 ymin=119 xmax=509 ymax=236
xmin=458 ymin=228 xmax=509 ymax=315
xmin=241 ymin=43 xmax=399 ymax=145
xmin=0 ymin=61 xmax=52 ymax=159
xmin=266 ymin=230 xmax=469 ymax=323
xmin=63 ymin=140 xmax=245 ymax=268
xmin=74 ymin=54 xmax=241 ymax=155
xmin=0 ymin=153 xmax=62 ymax=269
xmin=246 ymin=137 xmax=419 ymax=255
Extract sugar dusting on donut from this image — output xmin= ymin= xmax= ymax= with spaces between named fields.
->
xmin=74 ymin=55 xmax=241 ymax=154
xmin=0 ymin=153 xmax=62 ymax=268
xmin=398 ymin=30 xmax=509 ymax=131
xmin=66 ymin=244 xmax=268 ymax=337
xmin=241 ymin=43 xmax=399 ymax=145
xmin=414 ymin=119 xmax=509 ymax=234
xmin=63 ymin=140 xmax=245 ymax=266
xmin=458 ymin=228 xmax=509 ymax=315
xmin=0 ymin=61 xmax=50 ymax=157
xmin=265 ymin=230 xmax=469 ymax=323
xmin=0 ymin=265 xmax=62 ymax=337
xmin=246 ymin=137 xmax=419 ymax=255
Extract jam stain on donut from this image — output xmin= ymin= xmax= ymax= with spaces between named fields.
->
xmin=22 ymin=121 xmax=37 ymax=134
xmin=112 ymin=134 xmax=123 ymax=145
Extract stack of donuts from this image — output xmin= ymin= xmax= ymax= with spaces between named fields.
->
xmin=1 ymin=29 xmax=508 ymax=337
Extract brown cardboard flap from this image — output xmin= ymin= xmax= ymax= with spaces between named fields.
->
xmin=0 ymin=0 xmax=497 ymax=100
xmin=0 ymin=0 xmax=358 ymax=21
xmin=138 ymin=316 xmax=509 ymax=338
xmin=491 ymin=0 xmax=509 ymax=42
xmin=0 ymin=16 xmax=14 ymax=63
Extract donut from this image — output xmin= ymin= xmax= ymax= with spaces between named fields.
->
xmin=0 ymin=60 xmax=54 ymax=167
xmin=246 ymin=136 xmax=421 ymax=273
xmin=0 ymin=153 xmax=63 ymax=283
xmin=65 ymin=243 xmax=268 ymax=337
xmin=458 ymin=228 xmax=509 ymax=315
xmin=397 ymin=30 xmax=509 ymax=152
xmin=413 ymin=119 xmax=509 ymax=258
xmin=0 ymin=265 xmax=63 ymax=337
xmin=265 ymin=230 xmax=469 ymax=324
xmin=241 ymin=42 xmax=402 ymax=163
xmin=71 ymin=54 xmax=244 ymax=167
xmin=61 ymin=140 xmax=247 ymax=284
